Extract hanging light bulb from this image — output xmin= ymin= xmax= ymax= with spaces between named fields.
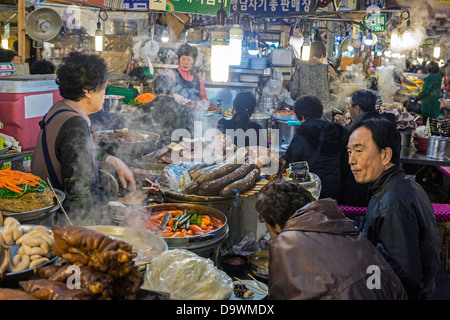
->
xmin=301 ymin=36 xmax=311 ymax=61
xmin=95 ymin=21 xmax=103 ymax=51
xmin=161 ymin=25 xmax=169 ymax=42
xmin=363 ymin=30 xmax=377 ymax=46
xmin=161 ymin=12 xmax=169 ymax=43
xmin=1 ymin=35 xmax=8 ymax=49
xmin=229 ymin=20 xmax=243 ymax=65
xmin=401 ymin=19 xmax=414 ymax=49
xmin=95 ymin=10 xmax=107 ymax=52
xmin=210 ymin=1 xmax=229 ymax=82
xmin=434 ymin=43 xmax=440 ymax=59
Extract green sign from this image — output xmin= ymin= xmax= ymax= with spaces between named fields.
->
xmin=366 ymin=14 xmax=386 ymax=33
xmin=156 ymin=0 xmax=231 ymax=16
xmin=421 ymin=38 xmax=435 ymax=48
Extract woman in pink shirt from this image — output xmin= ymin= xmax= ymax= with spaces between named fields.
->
xmin=167 ymin=43 xmax=207 ymax=101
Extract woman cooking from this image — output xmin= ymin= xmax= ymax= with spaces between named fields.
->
xmin=166 ymin=43 xmax=208 ymax=102
xmin=31 ymin=52 xmax=136 ymax=224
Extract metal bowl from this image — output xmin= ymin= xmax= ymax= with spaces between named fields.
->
xmin=2 ymin=189 xmax=65 ymax=226
xmin=0 ymin=225 xmax=58 ymax=284
xmin=87 ymin=225 xmax=167 ymax=267
xmin=93 ymin=130 xmax=161 ymax=162
xmin=248 ymin=251 xmax=269 ymax=279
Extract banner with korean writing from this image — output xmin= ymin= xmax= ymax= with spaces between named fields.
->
xmin=160 ymin=0 xmax=231 ymax=16
xmin=230 ymin=0 xmax=311 ymax=14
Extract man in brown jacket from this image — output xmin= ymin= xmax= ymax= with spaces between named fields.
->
xmin=255 ymin=179 xmax=408 ymax=300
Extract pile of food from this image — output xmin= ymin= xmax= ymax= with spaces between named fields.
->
xmin=234 ymin=283 xmax=254 ymax=299
xmin=143 ymin=249 xmax=233 ymax=300
xmin=0 ymin=225 xmax=144 ymax=300
xmin=139 ymin=208 xmax=224 ymax=238
xmin=0 ymin=218 xmax=55 ymax=278
xmin=377 ymin=103 xmax=417 ymax=131
xmin=94 ymin=128 xmax=151 ymax=143
xmin=0 ymin=168 xmax=54 ymax=213
xmin=137 ymin=134 xmax=237 ymax=165
xmin=128 ymin=93 xmax=156 ymax=106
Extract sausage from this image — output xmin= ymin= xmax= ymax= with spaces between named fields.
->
xmin=219 ymin=168 xmax=260 ymax=197
xmin=196 ymin=163 xmax=241 ymax=184
xmin=29 ymin=257 xmax=49 ymax=269
xmin=184 ymin=181 xmax=200 ymax=194
xmin=190 ymin=163 xmax=221 ymax=181
xmin=198 ymin=162 xmax=257 ymax=196
xmin=2 ymin=217 xmax=23 ymax=245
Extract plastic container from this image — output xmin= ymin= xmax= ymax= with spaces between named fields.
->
xmin=106 ymin=87 xmax=138 ymax=104
xmin=250 ymin=57 xmax=267 ymax=70
xmin=0 ymin=75 xmax=62 ymax=151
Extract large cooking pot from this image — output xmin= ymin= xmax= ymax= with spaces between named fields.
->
xmin=123 ymin=203 xmax=229 ymax=265
xmin=93 ymin=130 xmax=161 ymax=163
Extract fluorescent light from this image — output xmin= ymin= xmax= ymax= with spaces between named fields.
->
xmin=434 ymin=46 xmax=440 ymax=59
xmin=161 ymin=26 xmax=169 ymax=43
xmin=211 ymin=26 xmax=229 ymax=82
xmin=229 ymin=24 xmax=243 ymax=65
xmin=95 ymin=22 xmax=103 ymax=51
xmin=1 ymin=36 xmax=8 ymax=49
xmin=301 ymin=37 xmax=311 ymax=61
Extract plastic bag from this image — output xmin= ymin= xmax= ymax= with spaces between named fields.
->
xmin=159 ymin=162 xmax=195 ymax=191
xmin=142 ymin=249 xmax=233 ymax=300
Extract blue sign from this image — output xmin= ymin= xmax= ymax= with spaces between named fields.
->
xmin=364 ymin=0 xmax=385 ymax=9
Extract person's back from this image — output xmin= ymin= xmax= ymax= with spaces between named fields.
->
xmin=269 ymin=199 xmax=407 ymax=300
xmin=285 ymin=95 xmax=346 ymax=201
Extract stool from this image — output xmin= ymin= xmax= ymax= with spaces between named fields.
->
xmin=438 ymin=222 xmax=450 ymax=273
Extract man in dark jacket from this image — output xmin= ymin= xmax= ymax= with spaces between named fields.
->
xmin=285 ymin=95 xmax=347 ymax=201
xmin=341 ymin=89 xmax=395 ymax=207
xmin=347 ymin=118 xmax=441 ymax=300
xmin=256 ymin=179 xmax=408 ymax=300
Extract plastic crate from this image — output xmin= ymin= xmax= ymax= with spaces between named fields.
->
xmin=106 ymin=87 xmax=138 ymax=104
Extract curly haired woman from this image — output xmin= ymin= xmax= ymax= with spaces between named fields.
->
xmin=255 ymin=179 xmax=407 ymax=300
xmin=31 ymin=52 xmax=135 ymax=223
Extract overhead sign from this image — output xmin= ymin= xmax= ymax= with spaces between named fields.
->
xmin=230 ymin=0 xmax=311 ymax=15
xmin=150 ymin=0 xmax=231 ymax=16
xmin=365 ymin=13 xmax=386 ymax=33
xmin=363 ymin=0 xmax=385 ymax=8
xmin=421 ymin=38 xmax=435 ymax=48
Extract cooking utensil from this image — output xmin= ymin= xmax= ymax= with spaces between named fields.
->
xmin=247 ymin=273 xmax=267 ymax=291
xmin=143 ymin=178 xmax=160 ymax=192
xmin=46 ymin=179 xmax=72 ymax=226
xmin=248 ymin=251 xmax=269 ymax=279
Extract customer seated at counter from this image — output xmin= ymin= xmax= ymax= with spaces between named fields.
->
xmin=134 ymin=74 xmax=194 ymax=139
xmin=217 ymin=91 xmax=262 ymax=147
xmin=285 ymin=95 xmax=347 ymax=201
xmin=166 ymin=43 xmax=207 ymax=102
xmin=340 ymin=89 xmax=395 ymax=207
xmin=255 ymin=179 xmax=408 ymax=300
xmin=347 ymin=118 xmax=441 ymax=300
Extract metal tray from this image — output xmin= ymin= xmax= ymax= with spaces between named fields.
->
xmin=87 ymin=225 xmax=168 ymax=267
xmin=271 ymin=112 xmax=297 ymax=121
xmin=0 ymin=147 xmax=9 ymax=155
xmin=2 ymin=189 xmax=65 ymax=222
xmin=0 ymin=225 xmax=58 ymax=283
xmin=162 ymin=189 xmax=234 ymax=203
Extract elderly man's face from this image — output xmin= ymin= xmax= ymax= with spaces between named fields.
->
xmin=348 ymin=98 xmax=361 ymax=123
xmin=347 ymin=127 xmax=392 ymax=184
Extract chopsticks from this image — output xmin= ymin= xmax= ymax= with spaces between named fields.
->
xmin=234 ymin=277 xmax=268 ymax=295
xmin=47 ymin=178 xmax=73 ymax=226
xmin=247 ymin=273 xmax=267 ymax=291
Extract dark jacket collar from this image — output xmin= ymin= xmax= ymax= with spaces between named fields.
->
xmin=370 ymin=164 xmax=405 ymax=194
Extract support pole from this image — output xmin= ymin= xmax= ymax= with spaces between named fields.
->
xmin=17 ymin=0 xmax=26 ymax=63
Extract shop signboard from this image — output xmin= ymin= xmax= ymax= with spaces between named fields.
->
xmin=365 ymin=13 xmax=385 ymax=33
xmin=149 ymin=0 xmax=231 ymax=16
xmin=230 ymin=0 xmax=310 ymax=15
xmin=421 ymin=38 xmax=435 ymax=48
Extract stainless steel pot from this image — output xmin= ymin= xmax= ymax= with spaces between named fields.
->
xmin=102 ymin=95 xmax=124 ymax=113
xmin=274 ymin=119 xmax=300 ymax=146
xmin=123 ymin=203 xmax=229 ymax=265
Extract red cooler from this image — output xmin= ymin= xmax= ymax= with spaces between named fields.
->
xmin=0 ymin=75 xmax=62 ymax=151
